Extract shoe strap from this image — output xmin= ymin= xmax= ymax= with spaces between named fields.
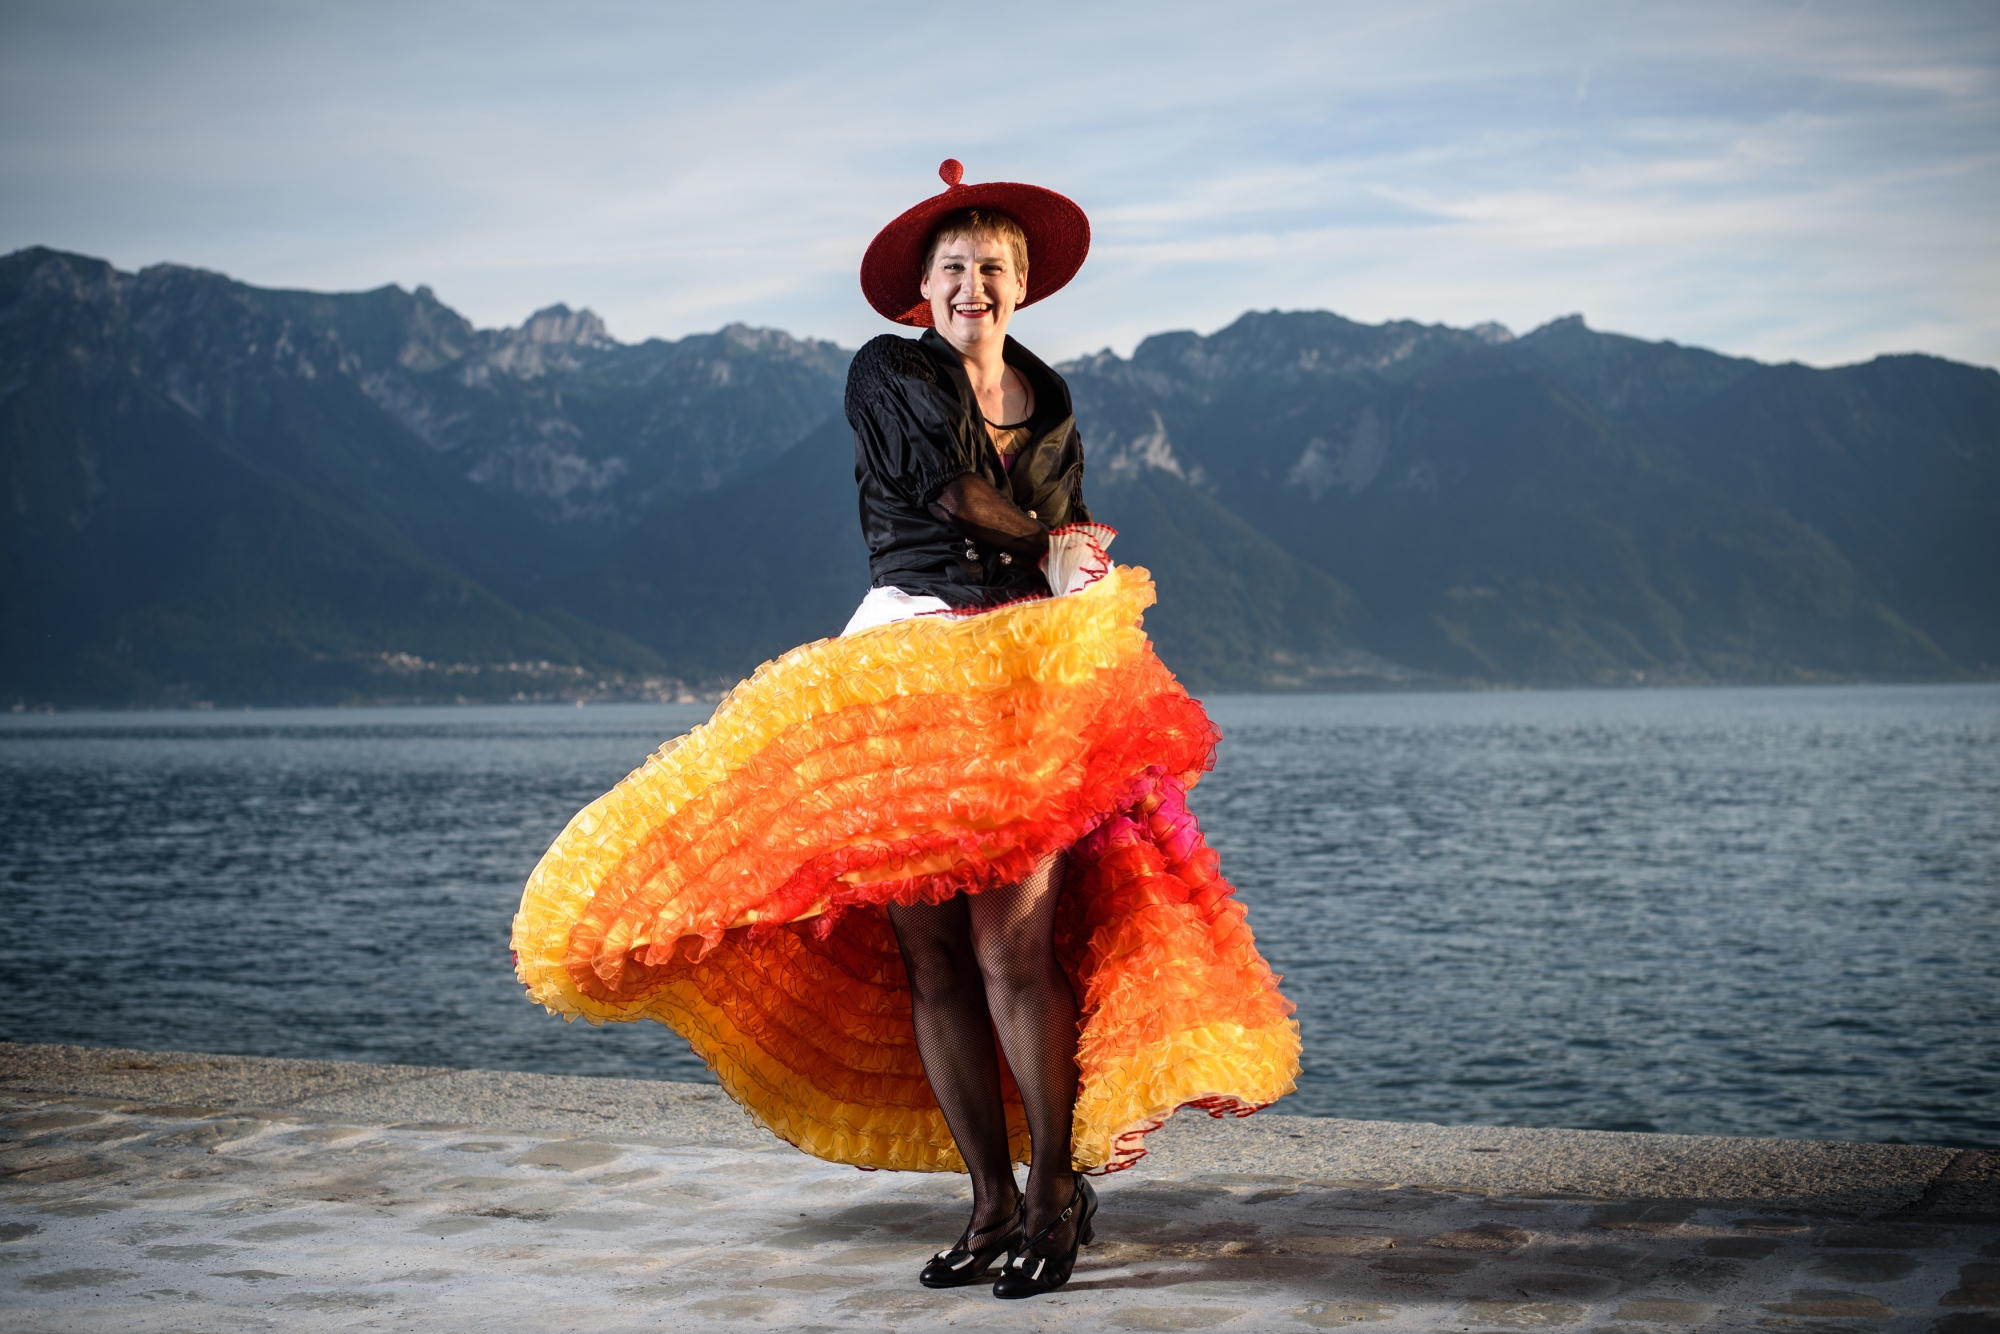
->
xmin=1013 ymin=1178 xmax=1084 ymax=1259
xmin=956 ymin=1197 xmax=1023 ymax=1253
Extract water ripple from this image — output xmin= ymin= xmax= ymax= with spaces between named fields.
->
xmin=1 ymin=685 xmax=1993 ymax=1147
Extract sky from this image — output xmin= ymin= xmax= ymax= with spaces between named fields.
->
xmin=3 ymin=0 xmax=1996 ymax=368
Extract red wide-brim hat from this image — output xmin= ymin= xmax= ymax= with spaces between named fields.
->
xmin=860 ymin=160 xmax=1091 ymax=327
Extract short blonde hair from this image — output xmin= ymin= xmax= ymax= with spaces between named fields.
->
xmin=923 ymin=208 xmax=1030 ymax=277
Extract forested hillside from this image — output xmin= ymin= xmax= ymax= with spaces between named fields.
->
xmin=4 ymin=247 xmax=1993 ymax=706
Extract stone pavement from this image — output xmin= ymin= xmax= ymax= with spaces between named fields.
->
xmin=1 ymin=1042 xmax=1994 ymax=1333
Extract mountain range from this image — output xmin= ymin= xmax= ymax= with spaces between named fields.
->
xmin=3 ymin=245 xmax=1995 ymax=706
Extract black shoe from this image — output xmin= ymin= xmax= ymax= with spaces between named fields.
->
xmin=991 ymin=1175 xmax=1097 ymax=1299
xmin=919 ymin=1197 xmax=1023 ymax=1288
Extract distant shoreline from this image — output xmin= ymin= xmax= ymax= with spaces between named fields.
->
xmin=10 ymin=677 xmax=2000 ymax=717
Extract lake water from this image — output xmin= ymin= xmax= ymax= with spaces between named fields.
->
xmin=2 ymin=685 xmax=1994 ymax=1148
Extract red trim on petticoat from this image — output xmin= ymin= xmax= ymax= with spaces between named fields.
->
xmin=1093 ymin=1096 xmax=1274 ymax=1176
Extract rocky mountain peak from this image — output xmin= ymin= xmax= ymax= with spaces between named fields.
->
xmin=516 ymin=304 xmax=613 ymax=348
xmin=1526 ymin=314 xmax=1590 ymax=338
xmin=711 ymin=323 xmax=849 ymax=366
xmin=469 ymin=304 xmax=615 ymax=380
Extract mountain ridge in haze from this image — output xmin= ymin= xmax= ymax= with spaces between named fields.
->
xmin=4 ymin=246 xmax=1993 ymax=706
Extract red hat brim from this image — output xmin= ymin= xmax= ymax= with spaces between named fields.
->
xmin=860 ymin=162 xmax=1090 ymax=326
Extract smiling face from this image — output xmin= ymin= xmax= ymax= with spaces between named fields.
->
xmin=920 ymin=227 xmax=1029 ymax=353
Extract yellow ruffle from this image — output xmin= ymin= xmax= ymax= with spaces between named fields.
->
xmin=513 ymin=566 xmax=1301 ymax=1172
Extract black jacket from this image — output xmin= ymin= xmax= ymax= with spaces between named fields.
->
xmin=845 ymin=329 xmax=1092 ymax=607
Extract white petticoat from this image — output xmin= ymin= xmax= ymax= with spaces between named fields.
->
xmin=840 ymin=527 xmax=1118 ymax=638
xmin=840 ymin=586 xmax=953 ymax=636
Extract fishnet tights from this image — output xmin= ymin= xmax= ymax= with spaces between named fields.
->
xmin=888 ymin=851 xmax=1079 ymax=1240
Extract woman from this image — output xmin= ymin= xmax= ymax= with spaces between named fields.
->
xmin=512 ymin=161 xmax=1300 ymax=1301
xmin=845 ymin=163 xmax=1114 ymax=1294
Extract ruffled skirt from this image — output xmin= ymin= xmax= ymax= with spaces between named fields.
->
xmin=511 ymin=564 xmax=1301 ymax=1173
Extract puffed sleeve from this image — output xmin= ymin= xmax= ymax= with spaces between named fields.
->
xmin=1012 ymin=414 xmax=1091 ymax=529
xmin=1053 ymin=422 xmax=1092 ymax=525
xmin=845 ymin=335 xmax=977 ymax=508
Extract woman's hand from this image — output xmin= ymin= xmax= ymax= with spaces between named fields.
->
xmin=928 ymin=474 xmax=1049 ymax=557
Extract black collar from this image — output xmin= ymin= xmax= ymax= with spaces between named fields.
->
xmin=918 ymin=328 xmax=1074 ymax=425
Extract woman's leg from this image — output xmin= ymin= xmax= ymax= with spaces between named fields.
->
xmin=887 ymin=894 xmax=1020 ymax=1232
xmin=966 ymin=851 xmax=1081 ymax=1238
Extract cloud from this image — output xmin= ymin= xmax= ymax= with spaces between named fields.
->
xmin=1 ymin=0 xmax=1994 ymax=367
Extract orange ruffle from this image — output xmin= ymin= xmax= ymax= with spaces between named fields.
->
xmin=512 ymin=565 xmax=1301 ymax=1172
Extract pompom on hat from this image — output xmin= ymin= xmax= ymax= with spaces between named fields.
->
xmin=860 ymin=159 xmax=1090 ymax=326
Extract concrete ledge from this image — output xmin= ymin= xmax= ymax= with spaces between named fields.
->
xmin=0 ymin=1041 xmax=765 ymax=1144
xmin=3 ymin=1043 xmax=1995 ymax=1332
xmin=3 ymin=1042 xmax=1986 ymax=1215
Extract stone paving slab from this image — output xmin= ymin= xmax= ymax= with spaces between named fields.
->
xmin=2 ymin=1042 xmax=1995 ymax=1333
